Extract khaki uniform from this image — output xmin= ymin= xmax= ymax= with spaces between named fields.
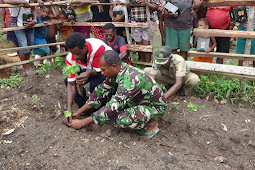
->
xmin=144 ymin=54 xmax=200 ymax=96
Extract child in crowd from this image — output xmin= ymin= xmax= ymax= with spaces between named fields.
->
xmin=193 ymin=18 xmax=216 ymax=63
xmin=33 ymin=6 xmax=50 ymax=68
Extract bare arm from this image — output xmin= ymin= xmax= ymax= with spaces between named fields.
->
xmin=193 ymin=0 xmax=203 ymax=9
xmin=205 ymin=36 xmax=216 ymax=53
xmin=119 ymin=50 xmax=127 ymax=60
xmin=66 ymin=81 xmax=76 ymax=112
xmin=157 ymin=10 xmax=165 ymax=45
xmin=164 ymin=76 xmax=183 ymax=99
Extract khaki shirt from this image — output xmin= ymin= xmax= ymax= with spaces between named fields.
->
xmin=150 ymin=54 xmax=190 ymax=80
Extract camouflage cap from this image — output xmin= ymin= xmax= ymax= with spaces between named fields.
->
xmin=154 ymin=46 xmax=172 ymax=65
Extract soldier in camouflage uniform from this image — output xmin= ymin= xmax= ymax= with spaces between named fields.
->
xmin=66 ymin=50 xmax=167 ymax=137
xmin=144 ymin=46 xmax=200 ymax=98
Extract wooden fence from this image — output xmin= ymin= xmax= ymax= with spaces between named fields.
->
xmin=0 ymin=0 xmax=255 ymax=81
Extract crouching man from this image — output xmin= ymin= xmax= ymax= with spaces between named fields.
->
xmin=65 ymin=50 xmax=167 ymax=138
xmin=144 ymin=46 xmax=200 ymax=98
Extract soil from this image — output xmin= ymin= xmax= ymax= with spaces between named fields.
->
xmin=0 ymin=68 xmax=255 ymax=170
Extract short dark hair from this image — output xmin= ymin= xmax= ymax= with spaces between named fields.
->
xmin=100 ymin=50 xmax=121 ymax=65
xmin=65 ymin=32 xmax=86 ymax=49
xmin=104 ymin=23 xmax=116 ymax=31
xmin=198 ymin=18 xmax=210 ymax=26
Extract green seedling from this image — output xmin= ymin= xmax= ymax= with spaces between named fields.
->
xmin=64 ymin=111 xmax=72 ymax=123
xmin=62 ymin=63 xmax=80 ymax=77
xmin=187 ymin=102 xmax=198 ymax=111
xmin=0 ymin=75 xmax=23 ymax=88
xmin=32 ymin=94 xmax=40 ymax=102
xmin=171 ymin=102 xmax=179 ymax=110
xmin=0 ymin=106 xmax=4 ymax=111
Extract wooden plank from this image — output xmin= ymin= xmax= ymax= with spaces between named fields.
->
xmin=130 ymin=61 xmax=255 ymax=80
xmin=0 ymin=52 xmax=68 ymax=70
xmin=0 ymin=1 xmax=147 ymax=7
xmin=188 ymin=51 xmax=255 ymax=61
xmin=203 ymin=0 xmax=255 ymax=7
xmin=63 ymin=22 xmax=149 ymax=28
xmin=193 ymin=28 xmax=255 ymax=38
xmin=186 ymin=61 xmax=255 ymax=76
xmin=0 ymin=42 xmax=65 ymax=53
xmin=126 ymin=44 xmax=153 ymax=52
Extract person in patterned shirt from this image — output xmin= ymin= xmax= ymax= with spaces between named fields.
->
xmin=65 ymin=50 xmax=167 ymax=138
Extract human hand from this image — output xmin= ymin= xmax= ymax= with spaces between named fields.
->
xmin=158 ymin=3 xmax=164 ymax=11
xmin=168 ymin=12 xmax=178 ymax=18
xmin=137 ymin=0 xmax=144 ymax=4
xmin=38 ymin=0 xmax=44 ymax=7
xmin=113 ymin=17 xmax=121 ymax=22
xmin=43 ymin=21 xmax=48 ymax=24
xmin=76 ymin=71 xmax=90 ymax=84
xmin=68 ymin=119 xmax=85 ymax=129
xmin=205 ymin=48 xmax=211 ymax=53
xmin=24 ymin=2 xmax=30 ymax=8
xmin=25 ymin=20 xmax=36 ymax=28
xmin=240 ymin=17 xmax=246 ymax=23
xmin=98 ymin=5 xmax=104 ymax=13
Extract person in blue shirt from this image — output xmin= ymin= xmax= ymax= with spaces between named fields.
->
xmin=33 ymin=6 xmax=50 ymax=68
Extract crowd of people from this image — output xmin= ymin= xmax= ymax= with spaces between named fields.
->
xmin=1 ymin=0 xmax=255 ymax=137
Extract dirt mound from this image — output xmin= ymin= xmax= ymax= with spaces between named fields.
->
xmin=0 ymin=68 xmax=255 ymax=169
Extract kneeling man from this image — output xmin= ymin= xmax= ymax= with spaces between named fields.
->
xmin=145 ymin=46 xmax=200 ymax=98
xmin=66 ymin=50 xmax=167 ymax=138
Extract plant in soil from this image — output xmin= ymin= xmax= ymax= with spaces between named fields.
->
xmin=187 ymin=102 xmax=198 ymax=111
xmin=194 ymin=72 xmax=255 ymax=106
xmin=171 ymin=101 xmax=179 ymax=110
xmin=0 ymin=75 xmax=23 ymax=88
xmin=32 ymin=94 xmax=40 ymax=102
xmin=64 ymin=111 xmax=72 ymax=123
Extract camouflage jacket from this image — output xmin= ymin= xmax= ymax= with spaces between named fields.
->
xmin=87 ymin=63 xmax=167 ymax=124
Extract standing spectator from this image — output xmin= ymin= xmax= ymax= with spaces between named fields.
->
xmin=236 ymin=13 xmax=255 ymax=67
xmin=109 ymin=0 xmax=126 ymax=37
xmin=163 ymin=0 xmax=203 ymax=60
xmin=4 ymin=0 xmax=37 ymax=75
xmin=67 ymin=0 xmax=92 ymax=38
xmin=193 ymin=18 xmax=216 ymax=63
xmin=102 ymin=23 xmax=129 ymax=64
xmin=206 ymin=6 xmax=235 ymax=64
xmin=0 ymin=0 xmax=18 ymax=57
xmin=91 ymin=0 xmax=112 ymax=40
xmin=129 ymin=0 xmax=159 ymax=63
xmin=33 ymin=6 xmax=50 ymax=68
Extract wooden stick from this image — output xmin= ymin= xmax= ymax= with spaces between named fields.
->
xmin=193 ymin=28 xmax=255 ymax=38
xmin=203 ymin=0 xmax=255 ymax=7
xmin=126 ymin=44 xmax=153 ymax=52
xmin=188 ymin=51 xmax=255 ymax=61
xmin=0 ymin=1 xmax=147 ymax=7
xmin=63 ymin=22 xmax=149 ymax=28
xmin=0 ymin=52 xmax=68 ymax=70
xmin=0 ymin=42 xmax=65 ymax=53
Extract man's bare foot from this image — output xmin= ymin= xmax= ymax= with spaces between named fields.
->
xmin=142 ymin=120 xmax=159 ymax=138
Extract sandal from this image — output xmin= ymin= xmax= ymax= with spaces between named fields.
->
xmin=137 ymin=128 xmax=160 ymax=138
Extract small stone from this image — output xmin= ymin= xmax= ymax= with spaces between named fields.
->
xmin=26 ymin=163 xmax=30 ymax=166
xmin=105 ymin=129 xmax=111 ymax=137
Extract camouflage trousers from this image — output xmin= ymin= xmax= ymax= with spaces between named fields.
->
xmin=92 ymin=105 xmax=166 ymax=129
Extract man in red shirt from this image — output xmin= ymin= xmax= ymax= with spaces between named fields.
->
xmin=206 ymin=6 xmax=235 ymax=64
xmin=64 ymin=33 xmax=111 ymax=114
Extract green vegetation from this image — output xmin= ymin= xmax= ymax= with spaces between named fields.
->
xmin=187 ymin=102 xmax=199 ymax=111
xmin=0 ymin=106 xmax=4 ymax=111
xmin=32 ymin=94 xmax=40 ymax=102
xmin=36 ymin=56 xmax=66 ymax=74
xmin=0 ymin=75 xmax=23 ymax=88
xmin=171 ymin=101 xmax=179 ymax=110
xmin=0 ymin=32 xmax=12 ymax=46
xmin=64 ymin=111 xmax=71 ymax=118
xmin=194 ymin=72 xmax=255 ymax=106
xmin=62 ymin=63 xmax=80 ymax=77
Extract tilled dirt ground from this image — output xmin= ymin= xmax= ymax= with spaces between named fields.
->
xmin=0 ymin=68 xmax=255 ymax=170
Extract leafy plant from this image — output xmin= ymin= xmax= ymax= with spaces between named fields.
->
xmin=64 ymin=111 xmax=72 ymax=123
xmin=194 ymin=72 xmax=255 ymax=106
xmin=62 ymin=63 xmax=80 ymax=77
xmin=36 ymin=63 xmax=52 ymax=74
xmin=171 ymin=101 xmax=179 ymax=110
xmin=0 ymin=106 xmax=4 ymax=111
xmin=53 ymin=56 xmax=66 ymax=68
xmin=0 ymin=75 xmax=23 ymax=88
xmin=187 ymin=102 xmax=198 ymax=111
xmin=32 ymin=94 xmax=40 ymax=102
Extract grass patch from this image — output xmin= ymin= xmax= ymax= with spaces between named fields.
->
xmin=194 ymin=72 xmax=255 ymax=106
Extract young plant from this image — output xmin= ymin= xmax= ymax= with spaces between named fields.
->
xmin=64 ymin=111 xmax=72 ymax=123
xmin=0 ymin=106 xmax=4 ymax=111
xmin=0 ymin=75 xmax=23 ymax=88
xmin=32 ymin=94 xmax=40 ymax=102
xmin=62 ymin=63 xmax=80 ymax=77
xmin=171 ymin=101 xmax=179 ymax=110
xmin=187 ymin=102 xmax=198 ymax=111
